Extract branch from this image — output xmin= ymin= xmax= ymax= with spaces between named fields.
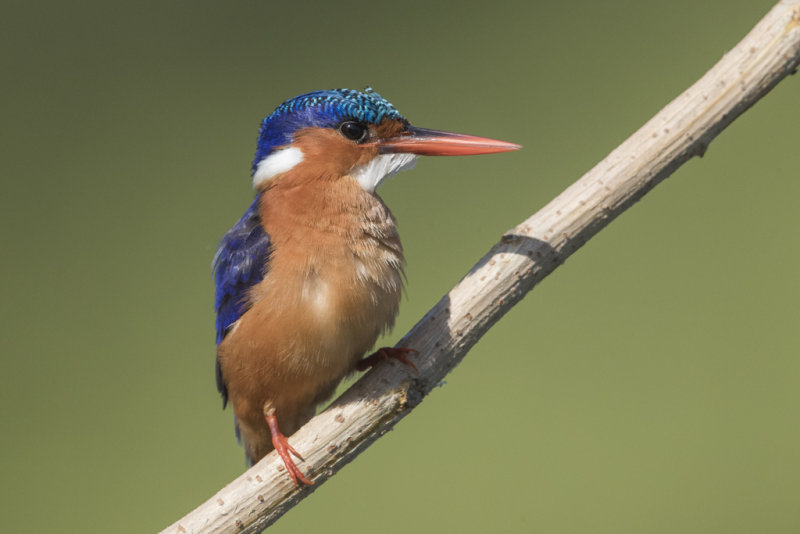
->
xmin=162 ymin=2 xmax=800 ymax=532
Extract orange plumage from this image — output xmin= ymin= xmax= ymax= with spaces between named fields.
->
xmin=218 ymin=128 xmax=405 ymax=466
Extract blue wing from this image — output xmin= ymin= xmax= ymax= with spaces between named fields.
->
xmin=212 ymin=195 xmax=271 ymax=407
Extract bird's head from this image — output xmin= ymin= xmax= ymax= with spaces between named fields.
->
xmin=251 ymin=87 xmax=520 ymax=193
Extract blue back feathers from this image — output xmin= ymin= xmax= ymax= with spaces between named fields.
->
xmin=252 ymin=87 xmax=407 ymax=173
xmin=213 ymin=196 xmax=271 ymax=345
xmin=213 ymin=196 xmax=271 ymax=404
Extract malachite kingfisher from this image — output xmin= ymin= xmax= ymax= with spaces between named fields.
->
xmin=213 ymin=87 xmax=520 ymax=485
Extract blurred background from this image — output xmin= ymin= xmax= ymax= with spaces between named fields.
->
xmin=1 ymin=1 xmax=798 ymax=532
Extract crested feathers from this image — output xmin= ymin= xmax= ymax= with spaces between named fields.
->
xmin=252 ymin=87 xmax=407 ymax=174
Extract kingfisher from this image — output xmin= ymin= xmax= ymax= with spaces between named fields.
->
xmin=213 ymin=87 xmax=520 ymax=486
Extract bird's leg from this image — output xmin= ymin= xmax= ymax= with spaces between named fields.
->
xmin=263 ymin=406 xmax=314 ymax=486
xmin=356 ymin=347 xmax=419 ymax=372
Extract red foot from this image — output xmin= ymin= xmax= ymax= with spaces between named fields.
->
xmin=265 ymin=412 xmax=314 ymax=486
xmin=356 ymin=346 xmax=419 ymax=373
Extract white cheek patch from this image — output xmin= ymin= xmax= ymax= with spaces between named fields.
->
xmin=252 ymin=147 xmax=305 ymax=188
xmin=352 ymin=153 xmax=418 ymax=193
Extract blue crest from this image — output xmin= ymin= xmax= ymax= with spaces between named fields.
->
xmin=252 ymin=87 xmax=407 ymax=173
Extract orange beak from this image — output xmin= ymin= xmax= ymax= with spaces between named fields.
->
xmin=376 ymin=126 xmax=521 ymax=156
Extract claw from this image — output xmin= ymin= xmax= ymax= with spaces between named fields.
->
xmin=357 ymin=346 xmax=419 ymax=373
xmin=265 ymin=412 xmax=314 ymax=486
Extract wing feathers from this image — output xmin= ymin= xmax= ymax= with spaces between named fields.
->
xmin=212 ymin=195 xmax=271 ymax=405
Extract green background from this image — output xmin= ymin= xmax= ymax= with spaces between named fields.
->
xmin=2 ymin=1 xmax=798 ymax=532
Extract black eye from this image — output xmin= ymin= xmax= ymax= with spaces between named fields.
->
xmin=339 ymin=121 xmax=368 ymax=142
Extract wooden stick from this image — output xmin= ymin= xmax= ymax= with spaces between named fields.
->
xmin=161 ymin=2 xmax=800 ymax=532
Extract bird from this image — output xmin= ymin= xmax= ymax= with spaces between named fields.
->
xmin=213 ymin=87 xmax=520 ymax=486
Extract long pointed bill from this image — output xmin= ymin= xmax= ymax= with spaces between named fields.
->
xmin=376 ymin=126 xmax=521 ymax=156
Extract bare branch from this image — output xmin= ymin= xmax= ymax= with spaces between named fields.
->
xmin=162 ymin=2 xmax=800 ymax=532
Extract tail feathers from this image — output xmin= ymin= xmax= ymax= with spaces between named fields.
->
xmin=234 ymin=415 xmax=242 ymax=445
